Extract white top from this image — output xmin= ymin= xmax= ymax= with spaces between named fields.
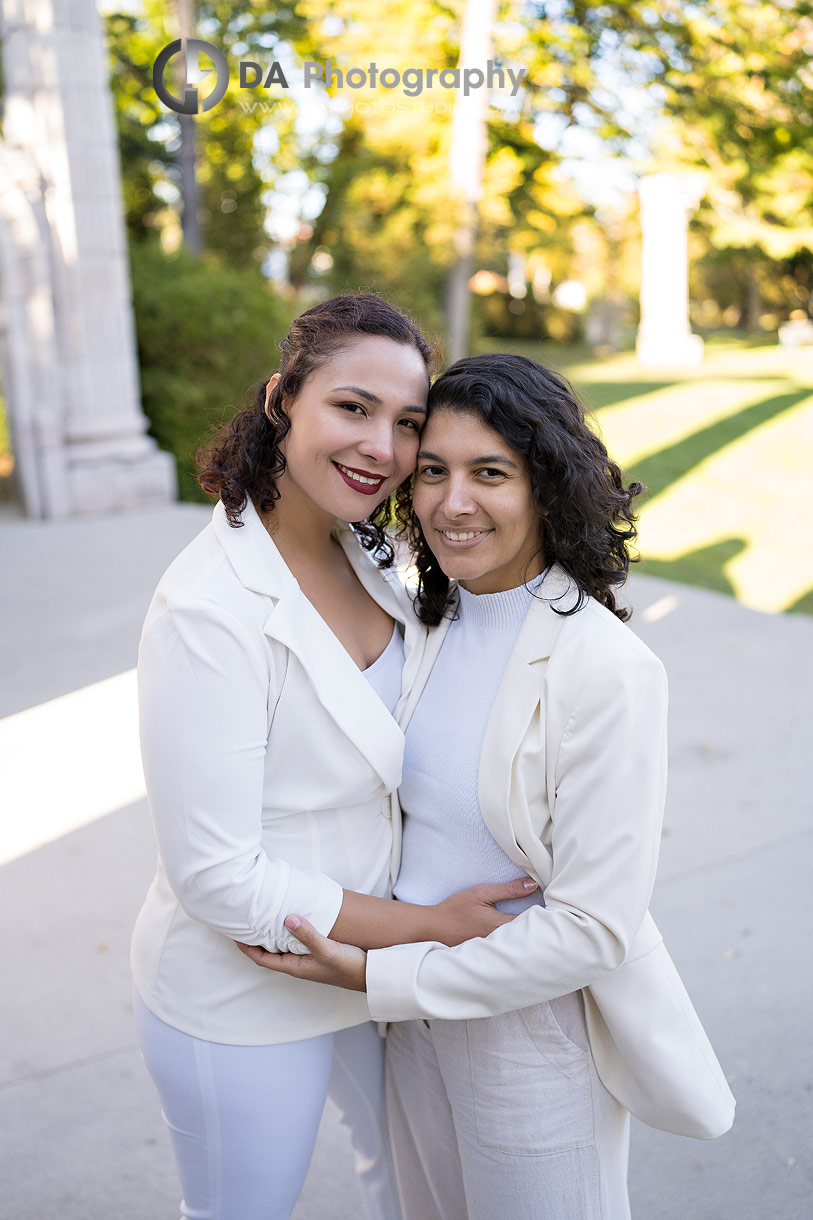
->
xmin=395 ymin=576 xmax=547 ymax=915
xmin=363 ymin=623 xmax=405 ymax=715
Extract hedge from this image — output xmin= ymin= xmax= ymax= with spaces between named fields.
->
xmin=130 ymin=243 xmax=292 ymax=501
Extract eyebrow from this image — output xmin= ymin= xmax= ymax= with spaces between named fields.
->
xmin=332 ymin=386 xmax=427 ymax=414
xmin=418 ymin=449 xmax=520 ymax=469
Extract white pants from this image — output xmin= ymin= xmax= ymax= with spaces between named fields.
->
xmin=386 ymin=992 xmax=631 ymax=1220
xmin=133 ymin=991 xmax=401 ymax=1220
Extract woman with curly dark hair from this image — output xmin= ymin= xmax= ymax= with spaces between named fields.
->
xmin=401 ymin=352 xmax=642 ymax=628
xmin=130 ymin=304 xmax=532 ymax=1220
xmin=242 ymin=352 xmax=735 ymax=1220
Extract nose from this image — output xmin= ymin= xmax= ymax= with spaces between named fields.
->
xmin=441 ymin=474 xmax=476 ymax=517
xmin=358 ymin=417 xmax=395 ymax=466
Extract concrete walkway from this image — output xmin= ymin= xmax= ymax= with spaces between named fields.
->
xmin=0 ymin=503 xmax=810 ymax=1220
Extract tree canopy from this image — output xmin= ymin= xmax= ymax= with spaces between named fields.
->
xmin=106 ymin=0 xmax=813 ymax=336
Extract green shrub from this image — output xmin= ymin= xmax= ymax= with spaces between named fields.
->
xmin=130 ymin=243 xmax=292 ymax=501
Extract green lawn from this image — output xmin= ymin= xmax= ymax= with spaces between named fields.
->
xmin=477 ymin=335 xmax=813 ymax=616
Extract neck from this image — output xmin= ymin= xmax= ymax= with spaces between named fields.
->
xmin=258 ymin=476 xmax=341 ymax=568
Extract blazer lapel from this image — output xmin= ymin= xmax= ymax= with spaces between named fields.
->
xmin=384 ymin=586 xmax=452 ymax=882
xmin=212 ymin=496 xmax=297 ymax=597
xmin=394 ymin=595 xmax=454 ymax=730
xmin=214 ymin=499 xmax=405 ymax=792
xmin=477 ymin=565 xmax=579 ymax=880
xmin=477 ymin=648 xmax=542 ymax=873
xmin=332 ymin=527 xmax=432 ymax=781
xmin=332 ymin=528 xmax=428 ymax=689
xmin=263 ymin=593 xmax=405 ymax=792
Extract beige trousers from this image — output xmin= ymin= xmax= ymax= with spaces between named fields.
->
xmin=386 ymin=992 xmax=630 ymax=1220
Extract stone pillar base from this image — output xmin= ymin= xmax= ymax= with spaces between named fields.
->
xmin=66 ymin=446 xmax=177 ymax=515
xmin=636 ymin=330 xmax=704 ymax=368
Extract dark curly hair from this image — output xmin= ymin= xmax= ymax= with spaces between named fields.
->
xmin=404 ymin=353 xmax=643 ymax=625
xmin=197 ymin=293 xmax=434 ymax=563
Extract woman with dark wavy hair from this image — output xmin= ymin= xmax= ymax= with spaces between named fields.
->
xmin=242 ymin=352 xmax=734 ymax=1219
xmin=402 ymin=352 xmax=642 ymax=627
xmin=130 ymin=305 xmax=532 ymax=1220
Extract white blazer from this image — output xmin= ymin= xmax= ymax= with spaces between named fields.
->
xmin=131 ymin=498 xmax=420 ymax=1045
xmin=370 ymin=565 xmax=735 ymax=1138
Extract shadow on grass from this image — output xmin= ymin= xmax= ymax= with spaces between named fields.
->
xmin=629 ymin=389 xmax=810 ymax=504
xmin=639 ymin=539 xmax=746 ymax=599
xmin=786 ymin=588 xmax=813 ymax=616
xmin=580 ymin=382 xmax=676 ymax=411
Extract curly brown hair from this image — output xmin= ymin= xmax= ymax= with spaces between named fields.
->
xmin=197 ymin=294 xmax=434 ymax=562
xmin=403 ymin=353 xmax=643 ymax=625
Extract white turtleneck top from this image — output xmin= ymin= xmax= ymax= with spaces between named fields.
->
xmin=394 ymin=575 xmax=547 ymax=915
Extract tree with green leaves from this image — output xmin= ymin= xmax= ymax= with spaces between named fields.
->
xmin=649 ymin=0 xmax=813 ymax=327
xmin=106 ymin=1 xmax=813 ymax=342
xmin=286 ymin=0 xmax=683 ymax=343
xmin=106 ymin=0 xmax=317 ymax=263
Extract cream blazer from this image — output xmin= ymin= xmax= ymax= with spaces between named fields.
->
xmin=372 ymin=564 xmax=669 ymax=1016
xmin=131 ymin=498 xmax=422 ymax=1045
xmin=370 ymin=566 xmax=735 ymax=1136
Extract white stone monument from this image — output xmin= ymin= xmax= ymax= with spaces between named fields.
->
xmin=636 ymin=172 xmax=707 ymax=368
xmin=0 ymin=0 xmax=176 ymax=517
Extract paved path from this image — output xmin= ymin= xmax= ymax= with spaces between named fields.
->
xmin=1 ymin=503 xmax=810 ymax=1219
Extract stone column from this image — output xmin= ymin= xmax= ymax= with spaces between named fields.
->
xmin=636 ymin=172 xmax=707 ymax=367
xmin=0 ymin=0 xmax=176 ymax=516
xmin=0 ymin=150 xmax=69 ymax=518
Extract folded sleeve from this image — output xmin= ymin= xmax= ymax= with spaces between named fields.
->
xmin=367 ymin=650 xmax=668 ymax=1021
xmin=138 ymin=599 xmax=344 ymax=954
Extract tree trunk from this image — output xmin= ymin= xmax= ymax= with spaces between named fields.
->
xmin=445 ymin=218 xmax=475 ymax=364
xmin=177 ymin=0 xmax=201 ymax=254
xmin=445 ymin=0 xmax=498 ymax=363
xmin=744 ymin=257 xmax=761 ymax=333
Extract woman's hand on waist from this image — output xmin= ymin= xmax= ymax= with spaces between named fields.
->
xmin=431 ymin=878 xmax=538 ymax=946
xmin=236 ymin=917 xmax=367 ymax=991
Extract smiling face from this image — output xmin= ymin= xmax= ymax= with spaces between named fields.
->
xmin=272 ymin=335 xmax=429 ymax=524
xmin=413 ymin=407 xmax=545 ymax=595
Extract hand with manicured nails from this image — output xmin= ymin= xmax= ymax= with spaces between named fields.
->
xmin=237 ymin=917 xmax=368 ymax=991
xmin=430 ymin=877 xmax=539 ymax=945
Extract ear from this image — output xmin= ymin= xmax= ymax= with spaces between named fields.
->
xmin=264 ymin=373 xmax=281 ymax=422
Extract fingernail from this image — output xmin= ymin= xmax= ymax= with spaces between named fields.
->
xmin=523 ymin=880 xmax=538 ymax=891
xmin=286 ymin=916 xmax=301 ymax=930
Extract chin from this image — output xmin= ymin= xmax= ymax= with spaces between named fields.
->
xmin=339 ymin=493 xmax=390 ymax=522
xmin=446 ymin=563 xmax=484 ymax=584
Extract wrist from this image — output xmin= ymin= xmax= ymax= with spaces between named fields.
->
xmin=397 ymin=897 xmax=441 ymax=945
xmin=424 ymin=901 xmax=455 ymax=946
xmin=356 ymin=950 xmax=369 ymax=992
